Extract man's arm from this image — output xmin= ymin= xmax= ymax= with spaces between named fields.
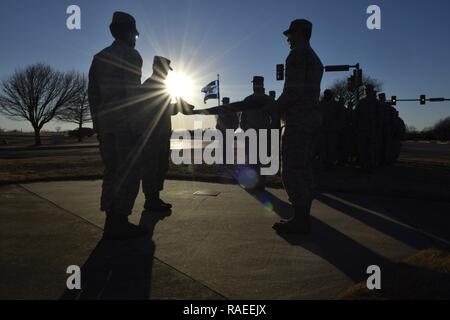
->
xmin=87 ymin=58 xmax=101 ymax=133
xmin=193 ymin=99 xmax=261 ymax=115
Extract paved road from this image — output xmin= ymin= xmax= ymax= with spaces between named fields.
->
xmin=401 ymin=141 xmax=450 ymax=158
xmin=1 ymin=180 xmax=448 ymax=299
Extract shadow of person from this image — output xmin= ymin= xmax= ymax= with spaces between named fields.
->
xmin=60 ymin=210 xmax=171 ymax=300
xmin=245 ymin=188 xmax=393 ymax=283
xmin=315 ymin=194 xmax=432 ymax=250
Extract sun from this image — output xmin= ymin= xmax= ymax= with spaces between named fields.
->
xmin=165 ymin=71 xmax=195 ymax=103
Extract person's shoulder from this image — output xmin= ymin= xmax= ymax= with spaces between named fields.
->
xmin=93 ymin=43 xmax=114 ymax=59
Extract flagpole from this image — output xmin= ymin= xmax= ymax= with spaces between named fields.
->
xmin=217 ymin=74 xmax=220 ymax=107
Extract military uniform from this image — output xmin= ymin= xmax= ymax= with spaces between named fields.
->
xmin=216 ymin=97 xmax=239 ymax=164
xmin=88 ymin=39 xmax=143 ymax=217
xmin=354 ymin=91 xmax=379 ymax=171
xmin=140 ymin=71 xmax=177 ymax=196
xmin=241 ymin=85 xmax=273 ymax=189
xmin=318 ymin=93 xmax=340 ymax=166
xmin=278 ymin=41 xmax=323 ymax=220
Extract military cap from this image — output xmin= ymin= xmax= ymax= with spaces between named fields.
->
xmin=153 ymin=56 xmax=173 ymax=71
xmin=110 ymin=11 xmax=139 ymax=35
xmin=251 ymin=76 xmax=264 ymax=85
xmin=283 ymin=19 xmax=312 ymax=36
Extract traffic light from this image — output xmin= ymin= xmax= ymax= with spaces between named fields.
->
xmin=391 ymin=96 xmax=397 ymax=106
xmin=276 ymin=64 xmax=284 ymax=81
xmin=420 ymin=95 xmax=426 ymax=105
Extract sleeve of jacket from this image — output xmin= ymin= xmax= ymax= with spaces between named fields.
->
xmin=88 ymin=57 xmax=101 ymax=133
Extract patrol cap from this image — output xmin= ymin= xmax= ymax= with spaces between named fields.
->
xmin=378 ymin=93 xmax=386 ymax=100
xmin=110 ymin=11 xmax=139 ymax=36
xmin=222 ymin=97 xmax=230 ymax=104
xmin=283 ymin=19 xmax=312 ymax=37
xmin=251 ymin=76 xmax=264 ymax=85
xmin=153 ymin=56 xmax=173 ymax=71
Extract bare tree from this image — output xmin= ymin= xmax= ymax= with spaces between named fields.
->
xmin=56 ymin=74 xmax=91 ymax=142
xmin=0 ymin=63 xmax=82 ymax=145
xmin=329 ymin=76 xmax=382 ymax=109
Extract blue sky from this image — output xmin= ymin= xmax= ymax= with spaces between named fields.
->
xmin=0 ymin=0 xmax=449 ymax=131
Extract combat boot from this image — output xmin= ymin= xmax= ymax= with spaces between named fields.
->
xmin=144 ymin=192 xmax=172 ymax=212
xmin=272 ymin=204 xmax=311 ymax=234
xmin=103 ymin=214 xmax=148 ymax=240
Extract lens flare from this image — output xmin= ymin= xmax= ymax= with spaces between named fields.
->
xmin=165 ymin=71 xmax=195 ymax=102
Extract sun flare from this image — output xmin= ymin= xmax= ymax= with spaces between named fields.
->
xmin=165 ymin=71 xmax=195 ymax=102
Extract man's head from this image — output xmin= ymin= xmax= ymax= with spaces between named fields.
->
xmin=222 ymin=97 xmax=230 ymax=105
xmin=152 ymin=56 xmax=173 ymax=79
xmin=323 ymin=89 xmax=334 ymax=102
xmin=283 ymin=19 xmax=312 ymax=49
xmin=252 ymin=76 xmax=265 ymax=94
xmin=378 ymin=93 xmax=386 ymax=103
xmin=269 ymin=90 xmax=276 ymax=100
xmin=365 ymin=84 xmax=376 ymax=98
xmin=110 ymin=12 xmax=139 ymax=48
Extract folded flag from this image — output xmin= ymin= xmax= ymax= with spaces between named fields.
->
xmin=201 ymin=80 xmax=219 ymax=103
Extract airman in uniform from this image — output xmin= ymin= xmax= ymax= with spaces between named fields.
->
xmin=271 ymin=19 xmax=323 ymax=234
xmin=194 ymin=20 xmax=324 ymax=234
xmin=354 ymin=85 xmax=379 ymax=172
xmin=318 ymin=89 xmax=340 ymax=168
xmin=216 ymin=97 xmax=239 ymax=163
xmin=241 ymin=76 xmax=273 ymax=189
xmin=88 ymin=12 xmax=147 ymax=239
xmin=139 ymin=56 xmax=194 ymax=211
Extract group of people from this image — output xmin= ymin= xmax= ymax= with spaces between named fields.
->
xmin=89 ymin=11 xmax=325 ymax=239
xmin=317 ymin=86 xmax=406 ymax=172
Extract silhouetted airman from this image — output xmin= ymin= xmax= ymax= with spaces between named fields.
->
xmin=272 ymin=19 xmax=323 ymax=234
xmin=318 ymin=89 xmax=340 ymax=168
xmin=241 ymin=76 xmax=273 ymax=189
xmin=354 ymin=84 xmax=379 ymax=172
xmin=140 ymin=56 xmax=194 ymax=212
xmin=88 ymin=11 xmax=147 ymax=240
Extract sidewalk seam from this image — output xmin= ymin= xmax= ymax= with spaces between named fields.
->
xmin=16 ymin=183 xmax=229 ymax=300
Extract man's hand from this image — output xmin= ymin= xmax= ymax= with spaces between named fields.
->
xmin=175 ymin=97 xmax=196 ymax=115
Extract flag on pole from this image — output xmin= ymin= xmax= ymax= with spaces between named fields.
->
xmin=201 ymin=80 xmax=219 ymax=103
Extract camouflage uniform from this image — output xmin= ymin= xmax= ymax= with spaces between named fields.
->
xmin=355 ymin=94 xmax=379 ymax=171
xmin=241 ymin=91 xmax=273 ymax=187
xmin=278 ymin=42 xmax=323 ymax=214
xmin=139 ymin=75 xmax=178 ymax=196
xmin=88 ymin=39 xmax=143 ymax=216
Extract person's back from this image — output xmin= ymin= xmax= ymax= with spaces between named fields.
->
xmin=140 ymin=76 xmax=173 ymax=138
xmin=87 ymin=11 xmax=147 ymax=240
xmin=216 ymin=106 xmax=239 ymax=132
xmin=241 ymin=92 xmax=273 ymax=130
xmin=355 ymin=95 xmax=378 ymax=134
xmin=89 ymin=40 xmax=142 ymax=133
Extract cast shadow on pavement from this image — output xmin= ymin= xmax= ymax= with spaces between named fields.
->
xmin=60 ymin=210 xmax=171 ymax=300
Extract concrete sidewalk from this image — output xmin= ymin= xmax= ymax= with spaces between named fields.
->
xmin=1 ymin=180 xmax=447 ymax=299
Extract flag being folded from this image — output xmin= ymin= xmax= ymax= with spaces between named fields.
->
xmin=201 ymin=80 xmax=219 ymax=103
